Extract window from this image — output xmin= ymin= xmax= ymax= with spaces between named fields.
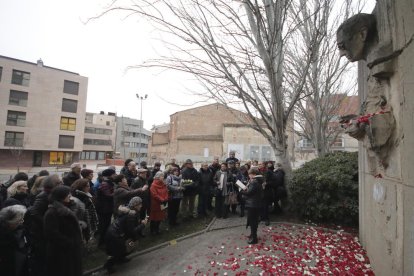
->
xmin=84 ymin=127 xmax=112 ymax=135
xmin=62 ymin=98 xmax=78 ymax=113
xmin=83 ymin=138 xmax=111 ymax=146
xmin=9 ymin=90 xmax=28 ymax=107
xmin=331 ymin=137 xmax=344 ymax=148
xmin=98 ymin=152 xmax=105 ymax=160
xmin=0 ymin=67 xmax=2 ymax=82
xmin=58 ymin=135 xmax=75 ymax=148
xmin=4 ymin=131 xmax=24 ymax=147
xmin=63 ymin=80 xmax=79 ymax=95
xmin=49 ymin=152 xmax=72 ymax=165
xmin=11 ymin=70 xmax=30 ymax=86
xmin=261 ymin=146 xmax=272 ymax=161
xmin=249 ymin=146 xmax=260 ymax=160
xmin=298 ymin=139 xmax=313 ymax=148
xmin=60 ymin=117 xmax=76 ymax=131
xmin=7 ymin=111 xmax=26 ymax=126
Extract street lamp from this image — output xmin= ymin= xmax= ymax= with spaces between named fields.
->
xmin=136 ymin=93 xmax=148 ymax=164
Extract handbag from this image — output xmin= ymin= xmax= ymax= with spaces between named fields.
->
xmin=224 ymin=185 xmax=238 ymax=205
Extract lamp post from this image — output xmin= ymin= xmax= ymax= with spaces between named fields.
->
xmin=136 ymin=93 xmax=148 ymax=164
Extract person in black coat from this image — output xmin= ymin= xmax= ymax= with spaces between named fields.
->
xmin=0 ymin=205 xmax=28 ymax=276
xmin=3 ymin=181 xmax=30 ymax=208
xmin=262 ymin=162 xmax=276 ymax=225
xmin=43 ymin=185 xmax=83 ymax=276
xmin=63 ymin=163 xmax=82 ymax=187
xmin=104 ymin=197 xmax=148 ymax=273
xmin=273 ymin=163 xmax=286 ymax=214
xmin=240 ymin=168 xmax=263 ymax=244
xmin=95 ymin=168 xmax=116 ymax=246
xmin=198 ymin=163 xmax=214 ymax=217
xmin=181 ymin=159 xmax=200 ymax=219
xmin=24 ymin=175 xmax=62 ymax=276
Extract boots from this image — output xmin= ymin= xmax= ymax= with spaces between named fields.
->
xmin=248 ymin=232 xmax=258 ymax=244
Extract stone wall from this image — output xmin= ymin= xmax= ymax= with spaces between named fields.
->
xmin=358 ymin=1 xmax=414 ymax=275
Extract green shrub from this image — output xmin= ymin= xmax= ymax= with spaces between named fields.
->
xmin=288 ymin=151 xmax=359 ymax=226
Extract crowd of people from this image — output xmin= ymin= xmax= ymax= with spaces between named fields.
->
xmin=0 ymin=152 xmax=286 ymax=275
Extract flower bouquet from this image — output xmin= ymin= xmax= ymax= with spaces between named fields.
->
xmin=181 ymin=179 xmax=193 ymax=189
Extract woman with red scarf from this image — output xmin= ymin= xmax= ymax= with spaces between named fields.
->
xmin=149 ymin=171 xmax=169 ymax=235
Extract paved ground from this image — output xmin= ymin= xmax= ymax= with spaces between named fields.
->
xmin=92 ymin=218 xmax=374 ymax=275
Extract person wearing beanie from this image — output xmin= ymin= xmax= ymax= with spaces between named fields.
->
xmin=120 ymin=159 xmax=133 ymax=176
xmin=81 ymin=169 xmax=95 ymax=196
xmin=104 ymin=196 xmax=148 ymax=273
xmin=181 ymin=159 xmax=200 ymax=219
xmin=149 ymin=171 xmax=169 ymax=235
xmin=96 ymin=168 xmax=116 ymax=246
xmin=43 ymin=185 xmax=83 ymax=276
xmin=63 ymin=163 xmax=81 ymax=187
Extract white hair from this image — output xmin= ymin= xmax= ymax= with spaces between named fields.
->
xmin=0 ymin=205 xmax=27 ymax=226
xmin=7 ymin=180 xmax=27 ymax=197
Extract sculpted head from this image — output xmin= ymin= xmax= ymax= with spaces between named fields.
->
xmin=337 ymin=13 xmax=377 ymax=62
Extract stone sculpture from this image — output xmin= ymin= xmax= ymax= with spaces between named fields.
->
xmin=337 ymin=13 xmax=396 ymax=176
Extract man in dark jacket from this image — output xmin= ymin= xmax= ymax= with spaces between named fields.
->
xmin=124 ymin=162 xmax=138 ymax=186
xmin=181 ymin=159 xmax=200 ymax=219
xmin=63 ymin=163 xmax=81 ymax=187
xmin=225 ymin=151 xmax=239 ymax=163
xmin=207 ymin=157 xmax=220 ymax=211
xmin=240 ymin=168 xmax=263 ymax=244
xmin=96 ymin=168 xmax=116 ymax=246
xmin=273 ymin=163 xmax=286 ymax=214
xmin=198 ymin=163 xmax=214 ymax=217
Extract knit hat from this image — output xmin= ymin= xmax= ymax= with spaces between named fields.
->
xmin=102 ymin=168 xmax=116 ymax=177
xmin=81 ymin=169 xmax=93 ymax=178
xmin=50 ymin=185 xmax=71 ymax=202
xmin=185 ymin=159 xmax=193 ymax=164
xmin=128 ymin=196 xmax=143 ymax=208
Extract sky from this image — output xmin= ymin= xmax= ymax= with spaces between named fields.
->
xmin=0 ymin=0 xmax=376 ymax=130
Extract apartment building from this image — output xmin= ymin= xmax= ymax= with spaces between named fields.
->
xmin=80 ymin=112 xmax=117 ymax=161
xmin=115 ymin=116 xmax=151 ymax=163
xmin=0 ymin=55 xmax=88 ymax=168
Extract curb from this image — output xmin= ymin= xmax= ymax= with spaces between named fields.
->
xmin=84 ymin=217 xmax=217 ymax=276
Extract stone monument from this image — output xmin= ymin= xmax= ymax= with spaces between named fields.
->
xmin=337 ymin=1 xmax=414 ymax=275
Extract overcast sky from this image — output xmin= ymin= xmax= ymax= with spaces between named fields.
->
xmin=0 ymin=0 xmax=375 ymax=130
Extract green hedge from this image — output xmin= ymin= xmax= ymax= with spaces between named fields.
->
xmin=289 ymin=152 xmax=359 ymax=226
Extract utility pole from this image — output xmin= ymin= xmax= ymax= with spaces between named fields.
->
xmin=136 ymin=93 xmax=148 ymax=164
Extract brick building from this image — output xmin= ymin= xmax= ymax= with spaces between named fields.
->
xmin=148 ymin=103 xmax=282 ymax=165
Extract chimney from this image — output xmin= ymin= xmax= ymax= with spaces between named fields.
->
xmin=100 ymin=111 xmax=105 ymax=115
xmin=37 ymin=59 xmax=44 ymax=67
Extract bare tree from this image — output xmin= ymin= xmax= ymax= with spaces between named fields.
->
xmin=91 ymin=0 xmax=325 ymax=173
xmin=287 ymin=0 xmax=362 ymax=156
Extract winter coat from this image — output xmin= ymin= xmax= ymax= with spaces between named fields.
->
xmin=0 ymin=223 xmax=28 ymax=276
xmin=43 ymin=201 xmax=83 ymax=276
xmin=71 ymin=191 xmax=98 ymax=241
xmin=3 ymin=192 xmax=30 ymax=208
xmin=199 ymin=168 xmax=214 ymax=195
xmin=181 ymin=167 xmax=200 ymax=196
xmin=62 ymin=172 xmax=80 ymax=187
xmin=131 ymin=177 xmax=150 ymax=208
xmin=105 ymin=206 xmax=145 ymax=257
xmin=96 ymin=178 xmax=115 ymax=215
xmin=149 ymin=179 xmax=169 ymax=221
xmin=24 ymin=191 xmax=50 ymax=252
xmin=166 ymin=174 xmax=183 ymax=199
xmin=113 ymin=186 xmax=143 ymax=216
xmin=263 ymin=170 xmax=276 ymax=201
xmin=213 ymin=170 xmax=236 ymax=196
xmin=241 ymin=175 xmax=264 ymax=209
xmin=124 ymin=169 xmax=137 ymax=186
